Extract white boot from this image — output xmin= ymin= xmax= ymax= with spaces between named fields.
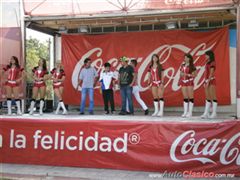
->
xmin=186 ymin=102 xmax=194 ymax=118
xmin=210 ymin=101 xmax=217 ymax=118
xmin=39 ymin=100 xmax=44 ymax=115
xmin=55 ymin=102 xmax=61 ymax=115
xmin=157 ymin=100 xmax=164 ymax=117
xmin=152 ymin=101 xmax=159 ymax=116
xmin=181 ymin=101 xmax=188 ymax=117
xmin=16 ymin=100 xmax=22 ymax=115
xmin=29 ymin=100 xmax=35 ymax=115
xmin=7 ymin=99 xmax=12 ymax=115
xmin=201 ymin=100 xmax=211 ymax=119
xmin=60 ymin=101 xmax=68 ymax=115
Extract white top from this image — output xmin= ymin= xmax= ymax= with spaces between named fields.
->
xmin=99 ymin=71 xmax=117 ymax=90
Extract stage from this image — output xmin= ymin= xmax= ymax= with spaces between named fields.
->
xmin=0 ymin=110 xmax=236 ymax=122
xmin=0 ymin=112 xmax=239 ymax=177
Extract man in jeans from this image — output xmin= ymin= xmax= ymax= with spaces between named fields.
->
xmin=118 ymin=56 xmax=136 ymax=115
xmin=78 ymin=58 xmax=98 ymax=115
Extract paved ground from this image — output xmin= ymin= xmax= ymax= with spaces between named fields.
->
xmin=1 ymin=163 xmax=239 ymax=180
xmin=0 ymin=163 xmax=166 ymax=180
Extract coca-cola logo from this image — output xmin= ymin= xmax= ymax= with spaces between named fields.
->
xmin=165 ymin=0 xmax=204 ymax=5
xmin=170 ymin=130 xmax=240 ymax=165
xmin=72 ymin=43 xmax=215 ymax=91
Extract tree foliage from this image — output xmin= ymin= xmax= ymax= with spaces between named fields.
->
xmin=26 ymin=37 xmax=50 ymax=82
xmin=26 ymin=37 xmax=53 ymax=100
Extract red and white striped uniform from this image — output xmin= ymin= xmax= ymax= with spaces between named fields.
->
xmin=179 ymin=64 xmax=194 ymax=87
xmin=149 ymin=67 xmax=163 ymax=87
xmin=51 ymin=68 xmax=65 ymax=89
xmin=32 ymin=66 xmax=48 ymax=88
xmin=3 ymin=66 xmax=24 ymax=87
xmin=204 ymin=61 xmax=216 ymax=85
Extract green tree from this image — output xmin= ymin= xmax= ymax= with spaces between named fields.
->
xmin=26 ymin=37 xmax=52 ymax=100
xmin=26 ymin=37 xmax=50 ymax=82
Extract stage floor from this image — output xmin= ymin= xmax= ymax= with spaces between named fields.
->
xmin=0 ymin=111 xmax=237 ymax=122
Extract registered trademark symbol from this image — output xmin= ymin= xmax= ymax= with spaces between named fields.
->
xmin=129 ymin=133 xmax=140 ymax=145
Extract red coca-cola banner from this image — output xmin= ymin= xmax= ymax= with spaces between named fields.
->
xmin=62 ymin=27 xmax=230 ymax=107
xmin=0 ymin=118 xmax=239 ymax=177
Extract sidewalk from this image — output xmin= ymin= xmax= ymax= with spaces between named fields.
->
xmin=0 ymin=163 xmax=159 ymax=180
xmin=1 ymin=163 xmax=238 ymax=180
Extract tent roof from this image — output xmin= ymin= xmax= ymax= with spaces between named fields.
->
xmin=24 ymin=0 xmax=234 ymax=17
xmin=23 ymin=0 xmax=237 ymax=35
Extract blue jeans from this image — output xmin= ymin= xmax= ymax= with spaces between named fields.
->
xmin=80 ymin=88 xmax=94 ymax=113
xmin=120 ymin=86 xmax=133 ymax=113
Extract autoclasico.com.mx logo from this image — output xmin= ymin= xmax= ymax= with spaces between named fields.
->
xmin=149 ymin=170 xmax=235 ymax=179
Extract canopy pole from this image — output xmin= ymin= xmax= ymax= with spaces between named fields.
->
xmin=237 ymin=2 xmax=240 ymax=118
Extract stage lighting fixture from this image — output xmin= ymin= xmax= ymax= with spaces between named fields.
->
xmin=58 ymin=26 xmax=68 ymax=33
xmin=165 ymin=22 xmax=177 ymax=29
xmin=78 ymin=26 xmax=88 ymax=33
xmin=188 ymin=20 xmax=199 ymax=28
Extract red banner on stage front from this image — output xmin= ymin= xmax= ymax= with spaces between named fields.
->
xmin=62 ymin=27 xmax=230 ymax=107
xmin=0 ymin=118 xmax=239 ymax=177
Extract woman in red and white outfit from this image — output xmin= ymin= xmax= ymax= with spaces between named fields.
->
xmin=148 ymin=54 xmax=164 ymax=117
xmin=2 ymin=56 xmax=24 ymax=115
xmin=51 ymin=63 xmax=67 ymax=115
xmin=29 ymin=58 xmax=48 ymax=115
xmin=179 ymin=54 xmax=196 ymax=118
xmin=201 ymin=50 xmax=217 ymax=118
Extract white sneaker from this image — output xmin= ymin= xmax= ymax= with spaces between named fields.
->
xmin=62 ymin=111 xmax=68 ymax=115
xmin=201 ymin=113 xmax=209 ymax=119
xmin=209 ymin=113 xmax=217 ymax=119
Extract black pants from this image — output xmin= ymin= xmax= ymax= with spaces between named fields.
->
xmin=102 ymin=89 xmax=115 ymax=112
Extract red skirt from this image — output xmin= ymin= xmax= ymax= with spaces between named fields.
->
xmin=5 ymin=81 xmax=19 ymax=87
xmin=179 ymin=80 xmax=194 ymax=87
xmin=33 ymin=81 xmax=46 ymax=88
xmin=205 ymin=79 xmax=216 ymax=86
xmin=151 ymin=81 xmax=162 ymax=87
xmin=53 ymin=82 xmax=64 ymax=89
